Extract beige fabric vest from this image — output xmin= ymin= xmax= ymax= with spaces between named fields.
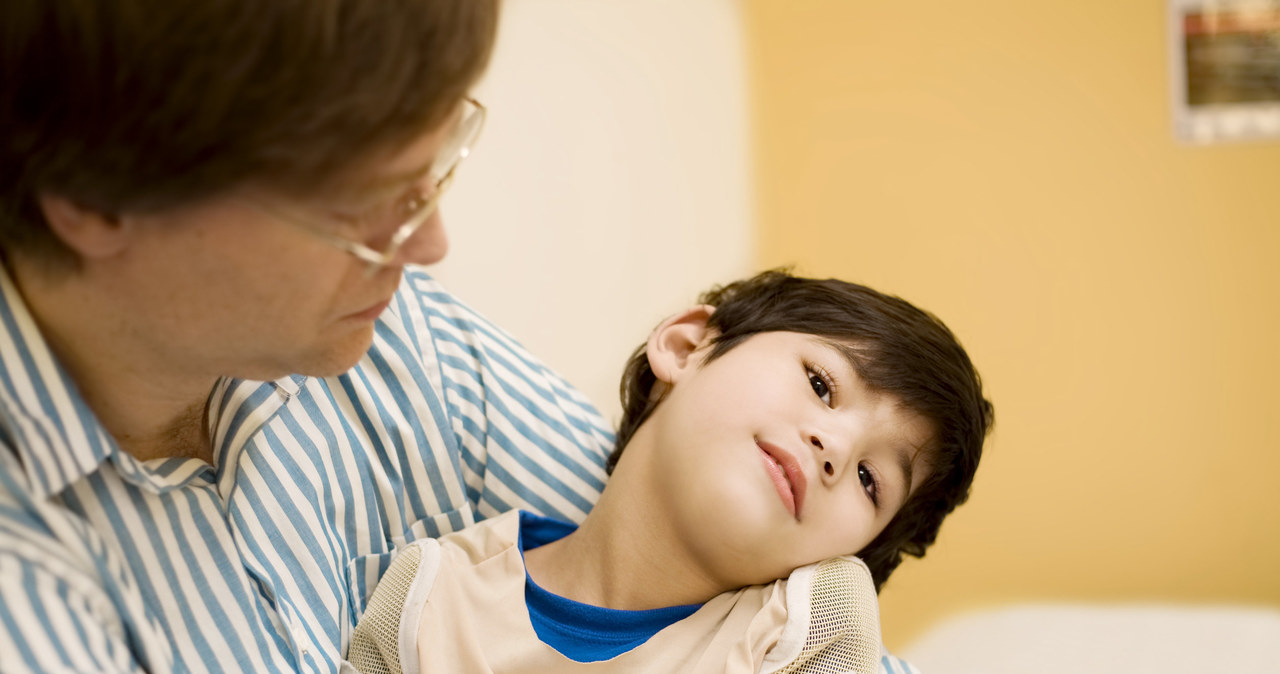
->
xmin=415 ymin=510 xmax=786 ymax=672
xmin=348 ymin=510 xmax=882 ymax=674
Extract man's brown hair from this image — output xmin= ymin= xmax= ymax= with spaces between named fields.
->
xmin=0 ymin=0 xmax=499 ymax=268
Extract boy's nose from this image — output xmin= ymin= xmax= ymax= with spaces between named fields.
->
xmin=807 ymin=432 xmax=842 ymax=481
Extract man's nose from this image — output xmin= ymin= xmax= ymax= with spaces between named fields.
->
xmin=395 ymin=208 xmax=449 ymax=267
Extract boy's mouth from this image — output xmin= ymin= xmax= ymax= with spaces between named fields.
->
xmin=756 ymin=439 xmax=807 ymax=520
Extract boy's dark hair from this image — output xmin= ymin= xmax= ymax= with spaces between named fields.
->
xmin=0 ymin=0 xmax=498 ymax=269
xmin=610 ymin=269 xmax=993 ymax=590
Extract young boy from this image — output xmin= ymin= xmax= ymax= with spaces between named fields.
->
xmin=349 ymin=270 xmax=993 ymax=673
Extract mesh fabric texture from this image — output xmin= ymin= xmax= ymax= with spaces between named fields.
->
xmin=347 ymin=542 xmax=423 ymax=674
xmin=772 ymin=557 xmax=882 ymax=674
xmin=346 ymin=543 xmax=881 ymax=673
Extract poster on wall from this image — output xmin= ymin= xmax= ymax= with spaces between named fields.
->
xmin=1170 ymin=0 xmax=1280 ymax=144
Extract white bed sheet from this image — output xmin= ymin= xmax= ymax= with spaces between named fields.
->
xmin=902 ymin=602 xmax=1280 ymax=673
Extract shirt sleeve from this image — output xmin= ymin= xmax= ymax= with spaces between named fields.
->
xmin=392 ymin=268 xmax=615 ymax=524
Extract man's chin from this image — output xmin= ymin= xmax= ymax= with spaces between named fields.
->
xmin=309 ymin=327 xmax=378 ymax=377
xmin=258 ymin=327 xmax=377 ymax=381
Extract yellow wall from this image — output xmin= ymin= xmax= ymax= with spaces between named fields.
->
xmin=743 ymin=0 xmax=1280 ymax=652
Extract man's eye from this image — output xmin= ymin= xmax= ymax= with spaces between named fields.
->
xmin=808 ymin=371 xmax=831 ymax=405
xmin=392 ymin=188 xmax=428 ymax=219
xmin=330 ymin=184 xmax=425 ymax=229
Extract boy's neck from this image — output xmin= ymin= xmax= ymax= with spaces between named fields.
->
xmin=523 ymin=482 xmax=726 ymax=611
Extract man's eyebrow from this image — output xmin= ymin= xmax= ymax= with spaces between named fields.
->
xmin=344 ymin=161 xmax=435 ymax=202
xmin=345 ymin=102 xmax=467 ymax=199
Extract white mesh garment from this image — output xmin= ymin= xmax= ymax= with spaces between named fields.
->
xmin=763 ymin=557 xmax=883 ymax=674
xmin=347 ymin=542 xmax=423 ymax=674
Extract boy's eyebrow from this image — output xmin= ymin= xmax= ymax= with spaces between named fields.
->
xmin=822 ymin=338 xmax=866 ymax=380
xmin=891 ymin=445 xmax=916 ymax=509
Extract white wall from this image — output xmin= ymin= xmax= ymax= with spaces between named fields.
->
xmin=434 ymin=0 xmax=754 ymax=423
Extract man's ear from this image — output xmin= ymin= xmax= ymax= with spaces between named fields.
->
xmin=36 ymin=194 xmax=132 ymax=260
xmin=646 ymin=304 xmax=715 ymax=385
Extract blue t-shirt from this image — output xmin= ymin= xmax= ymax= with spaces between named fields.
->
xmin=518 ymin=511 xmax=702 ymax=662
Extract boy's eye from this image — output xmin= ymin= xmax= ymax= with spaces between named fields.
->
xmin=857 ymin=463 xmax=879 ymax=506
xmin=808 ymin=372 xmax=831 ymax=405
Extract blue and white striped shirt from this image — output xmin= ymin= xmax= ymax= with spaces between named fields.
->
xmin=0 ymin=264 xmax=920 ymax=673
xmin=0 ymin=265 xmax=613 ymax=673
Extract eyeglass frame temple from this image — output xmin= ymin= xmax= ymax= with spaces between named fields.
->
xmin=357 ymin=98 xmax=486 ymax=272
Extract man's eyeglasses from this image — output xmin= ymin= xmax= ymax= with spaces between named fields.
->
xmin=252 ymin=97 xmax=486 ymax=274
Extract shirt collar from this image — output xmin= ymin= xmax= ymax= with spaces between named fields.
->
xmin=0 ymin=265 xmax=120 ymax=498
xmin=0 ymin=265 xmax=299 ymax=497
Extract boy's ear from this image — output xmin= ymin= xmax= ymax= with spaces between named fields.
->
xmin=37 ymin=193 xmax=132 ymax=260
xmin=646 ymin=304 xmax=715 ymax=385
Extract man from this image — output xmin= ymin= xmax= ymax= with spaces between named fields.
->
xmin=1 ymin=2 xmax=610 ymax=670
xmin=0 ymin=2 xmax=922 ymax=672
